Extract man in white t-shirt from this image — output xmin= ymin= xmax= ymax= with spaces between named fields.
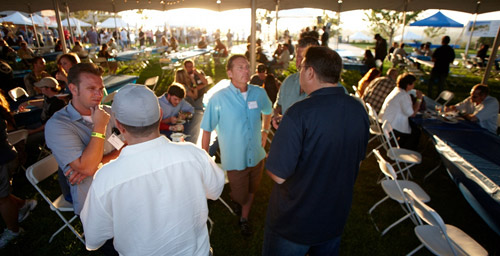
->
xmin=80 ymin=84 xmax=225 ymax=255
xmin=446 ymin=84 xmax=499 ymax=134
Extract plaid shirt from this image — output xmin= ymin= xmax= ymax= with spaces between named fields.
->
xmin=362 ymin=77 xmax=396 ymax=113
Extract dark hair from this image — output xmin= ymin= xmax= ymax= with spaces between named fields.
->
xmin=67 ymin=63 xmax=104 ymax=88
xmin=396 ymin=73 xmax=417 ymax=90
xmin=226 ymin=54 xmax=247 ymax=71
xmin=472 ymin=84 xmax=489 ymax=96
xmin=297 ymin=36 xmax=320 ymax=48
xmin=101 ymin=43 xmax=108 ymax=50
xmin=364 ymin=50 xmax=374 ymax=59
xmin=303 ymin=46 xmax=342 ymax=84
xmin=167 ymin=82 xmax=186 ymax=99
xmin=32 ymin=56 xmax=44 ymax=65
xmin=257 ymin=64 xmax=266 ymax=73
xmin=119 ymin=119 xmax=161 ymax=137
xmin=442 ymin=36 xmax=450 ymax=45
xmin=57 ymin=53 xmax=80 ymax=66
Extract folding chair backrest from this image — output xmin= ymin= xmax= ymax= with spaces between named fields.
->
xmin=352 ymin=94 xmax=368 ymax=113
xmin=381 ymin=120 xmax=401 ymax=149
xmin=26 ymin=155 xmax=59 ymax=185
xmin=9 ymin=87 xmax=28 ymax=102
xmin=366 ymin=103 xmax=381 ymax=124
xmin=7 ymin=129 xmax=29 ymax=145
xmin=435 ymin=90 xmax=454 ymax=106
xmin=352 ymin=85 xmax=360 ymax=97
xmin=144 ymin=76 xmax=159 ymax=89
xmin=373 ymin=149 xmax=397 ymax=181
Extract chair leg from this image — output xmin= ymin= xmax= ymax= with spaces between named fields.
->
xmin=424 ymin=161 xmax=442 ymax=182
xmin=368 ymin=195 xmax=389 ymax=214
xmin=218 ymin=197 xmax=236 ymax=216
xmin=407 ymin=244 xmax=424 ymax=256
xmin=50 ymin=212 xmax=84 ymax=244
xmin=381 ymin=212 xmax=413 ymax=236
xmin=208 ymin=216 xmax=214 ymax=235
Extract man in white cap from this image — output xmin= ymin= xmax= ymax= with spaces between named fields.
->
xmin=81 ymin=84 xmax=225 ymax=255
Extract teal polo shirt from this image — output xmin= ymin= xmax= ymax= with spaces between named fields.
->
xmin=201 ymin=82 xmax=272 ymax=171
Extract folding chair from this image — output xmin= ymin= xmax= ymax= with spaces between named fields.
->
xmin=8 ymin=87 xmax=29 ymax=102
xmin=25 ymin=155 xmax=85 ymax=244
xmin=7 ymin=129 xmax=29 ymax=170
xmin=404 ymin=189 xmax=487 ymax=256
xmin=369 ymin=149 xmax=430 ymax=236
xmin=144 ymin=76 xmax=159 ymax=91
xmin=381 ymin=120 xmax=422 ymax=180
xmin=365 ymin=103 xmax=387 ymax=158
xmin=434 ymin=90 xmax=454 ymax=107
xmin=351 ymin=93 xmax=368 ymax=113
xmin=351 ymin=85 xmax=360 ymax=97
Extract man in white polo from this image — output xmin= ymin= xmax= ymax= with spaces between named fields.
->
xmin=81 ymin=84 xmax=224 ymax=255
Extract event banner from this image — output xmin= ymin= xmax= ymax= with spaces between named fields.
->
xmin=465 ymin=20 xmax=500 ymax=37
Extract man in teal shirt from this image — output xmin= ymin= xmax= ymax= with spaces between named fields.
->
xmin=201 ymin=55 xmax=272 ymax=236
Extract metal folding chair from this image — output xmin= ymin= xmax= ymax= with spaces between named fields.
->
xmin=25 ymin=155 xmax=85 ymax=244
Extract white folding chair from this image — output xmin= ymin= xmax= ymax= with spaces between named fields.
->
xmin=351 ymin=93 xmax=368 ymax=113
xmin=8 ymin=87 xmax=29 ymax=102
xmin=7 ymin=129 xmax=29 ymax=145
xmin=381 ymin=120 xmax=422 ymax=180
xmin=25 ymin=155 xmax=85 ymax=244
xmin=434 ymin=90 xmax=454 ymax=107
xmin=365 ymin=103 xmax=387 ymax=158
xmin=144 ymin=76 xmax=159 ymax=91
xmin=369 ymin=149 xmax=430 ymax=236
xmin=352 ymin=85 xmax=360 ymax=97
xmin=404 ymin=189 xmax=487 ymax=256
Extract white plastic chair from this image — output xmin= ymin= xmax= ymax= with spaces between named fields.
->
xmin=404 ymin=189 xmax=487 ymax=256
xmin=144 ymin=76 xmax=159 ymax=91
xmin=369 ymin=149 xmax=430 ymax=236
xmin=25 ymin=155 xmax=85 ymax=244
xmin=8 ymin=87 xmax=28 ymax=102
xmin=7 ymin=129 xmax=29 ymax=145
xmin=381 ymin=120 xmax=422 ymax=180
xmin=352 ymin=85 xmax=360 ymax=97
xmin=434 ymin=90 xmax=455 ymax=107
xmin=365 ymin=103 xmax=387 ymax=158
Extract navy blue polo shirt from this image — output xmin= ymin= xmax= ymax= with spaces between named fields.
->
xmin=265 ymin=86 xmax=370 ymax=245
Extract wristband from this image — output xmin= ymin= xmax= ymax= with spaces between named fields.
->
xmin=91 ymin=132 xmax=106 ymax=139
xmin=261 ymin=129 xmax=271 ymax=134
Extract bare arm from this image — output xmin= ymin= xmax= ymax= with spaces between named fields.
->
xmin=266 ymin=170 xmax=285 ymax=184
xmin=411 ymin=90 xmax=423 ymax=117
xmin=201 ymin=130 xmax=211 ymax=153
xmin=194 ymin=69 xmax=208 ymax=89
xmin=261 ymin=114 xmax=272 ymax=147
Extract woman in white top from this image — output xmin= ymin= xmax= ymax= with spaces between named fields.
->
xmin=379 ymin=73 xmax=423 ymax=149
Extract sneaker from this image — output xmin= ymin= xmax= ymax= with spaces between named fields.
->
xmin=0 ymin=228 xmax=24 ymax=248
xmin=18 ymin=199 xmax=37 ymax=223
xmin=239 ymin=219 xmax=253 ymax=237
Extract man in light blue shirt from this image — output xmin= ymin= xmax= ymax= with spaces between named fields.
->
xmin=201 ymin=55 xmax=272 ymax=236
xmin=447 ymin=84 xmax=499 ymax=134
xmin=158 ymin=83 xmax=194 ymax=124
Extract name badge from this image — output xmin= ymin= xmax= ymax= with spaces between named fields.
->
xmin=248 ymin=101 xmax=258 ymax=109
xmin=108 ymin=133 xmax=125 ymax=150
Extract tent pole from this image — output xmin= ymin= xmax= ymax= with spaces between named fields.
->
xmin=275 ymin=0 xmax=279 ymax=42
xmin=337 ymin=0 xmax=342 ymax=50
xmin=65 ymin=3 xmax=75 ymax=47
xmin=53 ymin=0 xmax=68 ymax=53
xmin=113 ymin=2 xmax=118 ymax=42
xmin=27 ymin=5 xmax=41 ymax=48
xmin=250 ymin=0 xmax=257 ymax=73
xmin=481 ymin=26 xmax=500 ymax=85
xmin=399 ymin=0 xmax=408 ymax=45
xmin=465 ymin=1 xmax=480 ymax=58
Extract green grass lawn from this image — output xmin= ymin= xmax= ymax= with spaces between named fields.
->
xmin=2 ymin=49 xmax=499 ymax=255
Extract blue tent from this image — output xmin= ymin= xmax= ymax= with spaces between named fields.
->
xmin=410 ymin=11 xmax=463 ymax=28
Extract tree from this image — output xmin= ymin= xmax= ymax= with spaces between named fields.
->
xmin=364 ymin=9 xmax=421 ymax=45
xmin=423 ymin=27 xmax=445 ymax=39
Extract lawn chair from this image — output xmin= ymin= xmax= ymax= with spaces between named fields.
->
xmin=369 ymin=149 xmax=430 ymax=236
xmin=25 ymin=155 xmax=85 ymax=244
xmin=144 ymin=76 xmax=159 ymax=91
xmin=404 ymin=189 xmax=487 ymax=256
xmin=381 ymin=120 xmax=422 ymax=180
xmin=8 ymin=87 xmax=29 ymax=102
xmin=365 ymin=103 xmax=387 ymax=159
xmin=434 ymin=90 xmax=454 ymax=107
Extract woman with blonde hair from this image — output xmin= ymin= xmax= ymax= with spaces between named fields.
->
xmin=174 ymin=68 xmax=198 ymax=101
xmin=357 ymin=68 xmax=381 ymax=97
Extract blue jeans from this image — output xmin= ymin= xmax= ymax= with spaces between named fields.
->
xmin=262 ymin=224 xmax=341 ymax=256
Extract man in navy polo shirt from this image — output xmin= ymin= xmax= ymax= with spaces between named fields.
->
xmin=263 ymin=46 xmax=370 ymax=255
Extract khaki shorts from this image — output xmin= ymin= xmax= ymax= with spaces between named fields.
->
xmin=227 ymin=160 xmax=264 ymax=206
xmin=0 ymin=157 xmax=19 ymax=198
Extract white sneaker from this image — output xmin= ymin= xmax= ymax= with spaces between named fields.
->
xmin=18 ymin=199 xmax=37 ymax=223
xmin=0 ymin=228 xmax=24 ymax=248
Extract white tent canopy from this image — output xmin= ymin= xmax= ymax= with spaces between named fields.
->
xmin=394 ymin=31 xmax=423 ymax=41
xmin=1 ymin=11 xmax=32 ymax=25
xmin=350 ymin=32 xmax=372 ymax=41
xmin=99 ymin=17 xmax=129 ymax=28
xmin=60 ymin=17 xmax=92 ymax=27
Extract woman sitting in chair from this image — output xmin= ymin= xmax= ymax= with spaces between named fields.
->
xmin=97 ymin=44 xmax=118 ymax=74
xmin=174 ymin=68 xmax=198 ymax=104
xmin=379 ymin=73 xmax=423 ymax=150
